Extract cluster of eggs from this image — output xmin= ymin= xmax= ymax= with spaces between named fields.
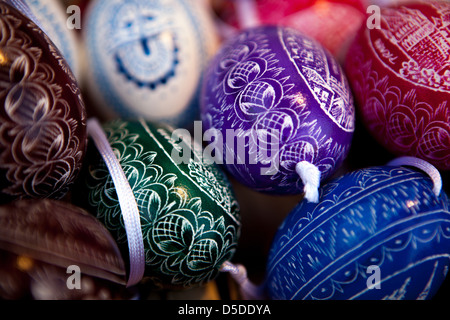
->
xmin=0 ymin=0 xmax=239 ymax=298
xmin=0 ymin=0 xmax=449 ymax=301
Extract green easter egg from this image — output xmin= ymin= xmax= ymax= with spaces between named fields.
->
xmin=82 ymin=119 xmax=240 ymax=289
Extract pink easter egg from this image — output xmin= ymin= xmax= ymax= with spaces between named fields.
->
xmin=218 ymin=0 xmax=366 ymax=59
xmin=345 ymin=1 xmax=450 ymax=171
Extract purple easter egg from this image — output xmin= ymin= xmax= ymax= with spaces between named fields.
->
xmin=201 ymin=26 xmax=355 ymax=200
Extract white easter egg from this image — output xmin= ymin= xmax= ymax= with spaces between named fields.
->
xmin=83 ymin=0 xmax=219 ymax=128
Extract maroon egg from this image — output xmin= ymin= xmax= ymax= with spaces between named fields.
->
xmin=0 ymin=2 xmax=87 ymax=203
xmin=0 ymin=199 xmax=129 ymax=299
xmin=345 ymin=1 xmax=450 ymax=171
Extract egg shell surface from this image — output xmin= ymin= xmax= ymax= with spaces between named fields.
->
xmin=0 ymin=199 xmax=130 ymax=299
xmin=83 ymin=0 xmax=219 ymax=128
xmin=345 ymin=1 xmax=450 ymax=171
xmin=219 ymin=0 xmax=366 ymax=59
xmin=5 ymin=0 xmax=82 ymax=80
xmin=201 ymin=25 xmax=355 ymax=195
xmin=0 ymin=2 xmax=87 ymax=203
xmin=0 ymin=199 xmax=127 ymax=285
xmin=81 ymin=119 xmax=240 ymax=289
xmin=266 ymin=165 xmax=450 ymax=300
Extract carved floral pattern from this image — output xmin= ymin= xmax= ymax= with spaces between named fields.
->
xmin=345 ymin=1 xmax=450 ymax=170
xmin=0 ymin=3 xmax=86 ymax=201
xmin=202 ymin=26 xmax=355 ymax=193
xmin=85 ymin=121 xmax=240 ymax=288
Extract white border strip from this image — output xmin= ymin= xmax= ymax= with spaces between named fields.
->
xmin=233 ymin=0 xmax=260 ymax=29
xmin=87 ymin=118 xmax=145 ymax=287
xmin=387 ymin=156 xmax=442 ymax=197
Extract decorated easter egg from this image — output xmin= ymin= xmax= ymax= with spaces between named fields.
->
xmin=5 ymin=0 xmax=82 ymax=79
xmin=266 ymin=165 xmax=450 ymax=300
xmin=345 ymin=1 xmax=450 ymax=171
xmin=0 ymin=2 xmax=87 ymax=204
xmin=201 ymin=26 xmax=355 ymax=200
xmin=0 ymin=199 xmax=130 ymax=300
xmin=80 ymin=119 xmax=240 ymax=289
xmin=218 ymin=0 xmax=365 ymax=59
xmin=83 ymin=0 xmax=219 ymax=128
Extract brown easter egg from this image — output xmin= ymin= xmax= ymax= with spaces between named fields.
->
xmin=0 ymin=199 xmax=128 ymax=299
xmin=0 ymin=2 xmax=87 ymax=203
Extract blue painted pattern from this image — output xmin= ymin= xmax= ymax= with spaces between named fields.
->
xmin=84 ymin=0 xmax=213 ymax=128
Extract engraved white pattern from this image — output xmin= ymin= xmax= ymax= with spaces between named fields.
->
xmin=203 ymin=27 xmax=355 ymax=193
xmin=0 ymin=4 xmax=85 ymax=200
xmin=280 ymin=29 xmax=354 ymax=132
xmin=349 ymin=34 xmax=450 ymax=169
xmin=380 ymin=4 xmax=450 ymax=90
xmin=86 ymin=121 xmax=239 ymax=288
xmin=266 ymin=167 xmax=450 ymax=300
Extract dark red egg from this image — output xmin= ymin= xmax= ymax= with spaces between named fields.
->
xmin=345 ymin=1 xmax=450 ymax=171
xmin=0 ymin=199 xmax=128 ymax=300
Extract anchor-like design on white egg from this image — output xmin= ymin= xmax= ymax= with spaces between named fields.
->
xmin=108 ymin=0 xmax=179 ymax=89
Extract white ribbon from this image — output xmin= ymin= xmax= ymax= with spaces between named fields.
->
xmin=296 ymin=161 xmax=321 ymax=203
xmin=387 ymin=156 xmax=442 ymax=197
xmin=233 ymin=0 xmax=260 ymax=29
xmin=220 ymin=261 xmax=266 ymax=300
xmin=87 ymin=118 xmax=145 ymax=287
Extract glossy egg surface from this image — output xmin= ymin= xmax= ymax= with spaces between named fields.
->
xmin=81 ymin=119 xmax=240 ymax=289
xmin=0 ymin=2 xmax=87 ymax=203
xmin=266 ymin=165 xmax=450 ymax=300
xmin=345 ymin=1 xmax=450 ymax=170
xmin=201 ymin=25 xmax=355 ymax=194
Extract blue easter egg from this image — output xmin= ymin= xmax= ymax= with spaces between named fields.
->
xmin=266 ymin=165 xmax=450 ymax=300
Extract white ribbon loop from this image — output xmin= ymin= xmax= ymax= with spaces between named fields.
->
xmin=296 ymin=161 xmax=321 ymax=203
xmin=220 ymin=261 xmax=266 ymax=300
xmin=387 ymin=156 xmax=442 ymax=197
xmin=233 ymin=0 xmax=260 ymax=29
xmin=87 ymin=118 xmax=145 ymax=287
